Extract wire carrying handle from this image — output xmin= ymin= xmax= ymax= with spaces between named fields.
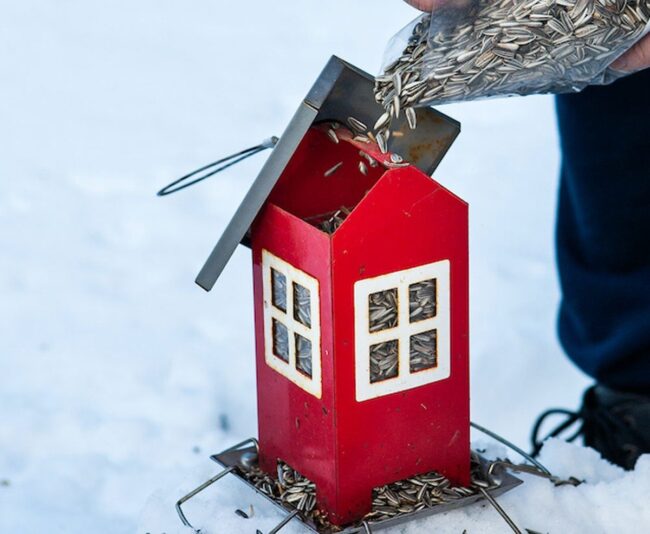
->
xmin=157 ymin=136 xmax=279 ymax=196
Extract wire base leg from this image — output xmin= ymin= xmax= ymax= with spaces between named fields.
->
xmin=478 ymin=487 xmax=522 ymax=534
xmin=175 ymin=465 xmax=237 ymax=532
xmin=471 ymin=421 xmax=551 ymax=475
xmin=267 ymin=509 xmax=299 ymax=534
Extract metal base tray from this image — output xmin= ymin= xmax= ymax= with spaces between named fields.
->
xmin=209 ymin=445 xmax=522 ymax=534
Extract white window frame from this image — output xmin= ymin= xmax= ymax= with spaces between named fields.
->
xmin=262 ymin=249 xmax=322 ymax=398
xmin=354 ymin=260 xmax=451 ymax=402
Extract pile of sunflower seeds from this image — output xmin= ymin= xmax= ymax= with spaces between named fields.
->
xmin=369 ymin=340 xmax=400 ymax=383
xmin=293 ymin=283 xmax=311 ymax=327
xmin=243 ymin=462 xmax=317 ymax=511
xmin=242 ymin=462 xmax=335 ymax=531
xmin=241 ymin=454 xmax=500 ymax=531
xmin=368 ymin=287 xmax=400 ymax=383
xmin=409 ymin=279 xmax=437 ymax=322
xmin=369 ymin=289 xmax=399 ymax=332
xmin=271 ymin=269 xmax=287 ymax=312
xmin=295 ymin=334 xmax=313 ymax=377
xmin=365 ymin=465 xmax=486 ymax=521
xmin=409 ymin=330 xmax=438 ymax=372
xmin=374 ymin=0 xmax=650 ymax=139
xmin=272 ymin=319 xmax=289 ymax=362
xmin=317 ymin=207 xmax=351 ymax=234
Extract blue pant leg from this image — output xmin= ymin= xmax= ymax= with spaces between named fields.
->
xmin=555 ymin=70 xmax=650 ymax=393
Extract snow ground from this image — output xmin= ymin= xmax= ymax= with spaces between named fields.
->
xmin=1 ymin=1 xmax=643 ymax=533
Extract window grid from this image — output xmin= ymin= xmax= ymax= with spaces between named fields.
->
xmin=262 ymin=250 xmax=321 ymax=399
xmin=372 ymin=283 xmax=439 ymax=381
xmin=354 ymin=260 xmax=451 ymax=402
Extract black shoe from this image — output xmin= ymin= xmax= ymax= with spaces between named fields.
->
xmin=531 ymin=385 xmax=650 ymax=470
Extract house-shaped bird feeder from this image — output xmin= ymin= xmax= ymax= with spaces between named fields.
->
xmin=177 ymin=57 xmax=516 ymax=533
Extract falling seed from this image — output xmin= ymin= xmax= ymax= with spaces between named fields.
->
xmin=360 ymin=150 xmax=378 ymax=168
xmin=327 ymin=128 xmax=339 ymax=144
xmin=376 ymin=132 xmax=388 ymax=154
xmin=374 ymin=112 xmax=390 ymax=131
xmin=235 ymin=509 xmax=249 ymax=519
xmin=406 ymin=107 xmax=417 ymax=130
xmin=347 ymin=116 xmax=368 ymax=132
xmin=359 ymin=161 xmax=368 ymax=175
xmin=323 ymin=161 xmax=343 ymax=177
xmin=390 ymin=153 xmax=404 ymax=164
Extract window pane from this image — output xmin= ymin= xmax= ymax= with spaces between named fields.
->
xmin=272 ymin=319 xmax=289 ymax=362
xmin=271 ymin=269 xmax=287 ymax=312
xmin=369 ymin=340 xmax=399 ymax=383
xmin=368 ymin=288 xmax=399 ymax=332
xmin=410 ymin=329 xmax=437 ymax=372
xmin=293 ymin=282 xmax=311 ymax=328
xmin=409 ymin=279 xmax=437 ymax=323
xmin=295 ymin=333 xmax=312 ymax=377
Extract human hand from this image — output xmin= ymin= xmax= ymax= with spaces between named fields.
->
xmin=403 ymin=0 xmax=438 ymax=10
xmin=611 ymin=33 xmax=650 ymax=73
xmin=403 ymin=0 xmax=470 ymax=11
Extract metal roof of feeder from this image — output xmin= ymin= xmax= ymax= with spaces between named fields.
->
xmin=196 ymin=56 xmax=460 ymax=292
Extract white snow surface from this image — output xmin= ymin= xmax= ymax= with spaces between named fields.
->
xmin=1 ymin=1 xmax=646 ymax=533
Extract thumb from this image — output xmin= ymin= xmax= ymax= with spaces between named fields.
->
xmin=403 ymin=0 xmax=452 ymax=12
xmin=611 ymin=33 xmax=650 ymax=73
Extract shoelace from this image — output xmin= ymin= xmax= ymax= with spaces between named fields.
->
xmin=530 ymin=391 xmax=646 ymax=467
xmin=530 ymin=408 xmax=585 ymax=458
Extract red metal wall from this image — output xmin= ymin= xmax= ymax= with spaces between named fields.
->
xmin=329 ymin=167 xmax=470 ymax=524
xmin=251 ymin=203 xmax=340 ymax=514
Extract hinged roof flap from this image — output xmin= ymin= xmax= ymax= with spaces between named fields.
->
xmin=196 ymin=56 xmax=460 ymax=292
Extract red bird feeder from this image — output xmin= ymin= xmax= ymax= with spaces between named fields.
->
xmin=176 ymin=57 xmax=520 ymax=533
xmin=246 ymin=125 xmax=470 ymax=526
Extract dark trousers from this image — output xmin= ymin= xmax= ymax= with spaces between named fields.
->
xmin=555 ymin=69 xmax=650 ymax=394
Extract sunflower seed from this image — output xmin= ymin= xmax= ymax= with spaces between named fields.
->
xmin=360 ymin=150 xmax=378 ymax=167
xmin=376 ymin=132 xmax=388 ymax=154
xmin=323 ymin=161 xmax=343 ymax=177
xmin=347 ymin=116 xmax=368 ymax=132
xmin=359 ymin=161 xmax=368 ymax=175
xmin=405 ymin=107 xmax=417 ymax=130
xmin=327 ymin=128 xmax=339 ymax=144
xmin=374 ymin=112 xmax=390 ymax=131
